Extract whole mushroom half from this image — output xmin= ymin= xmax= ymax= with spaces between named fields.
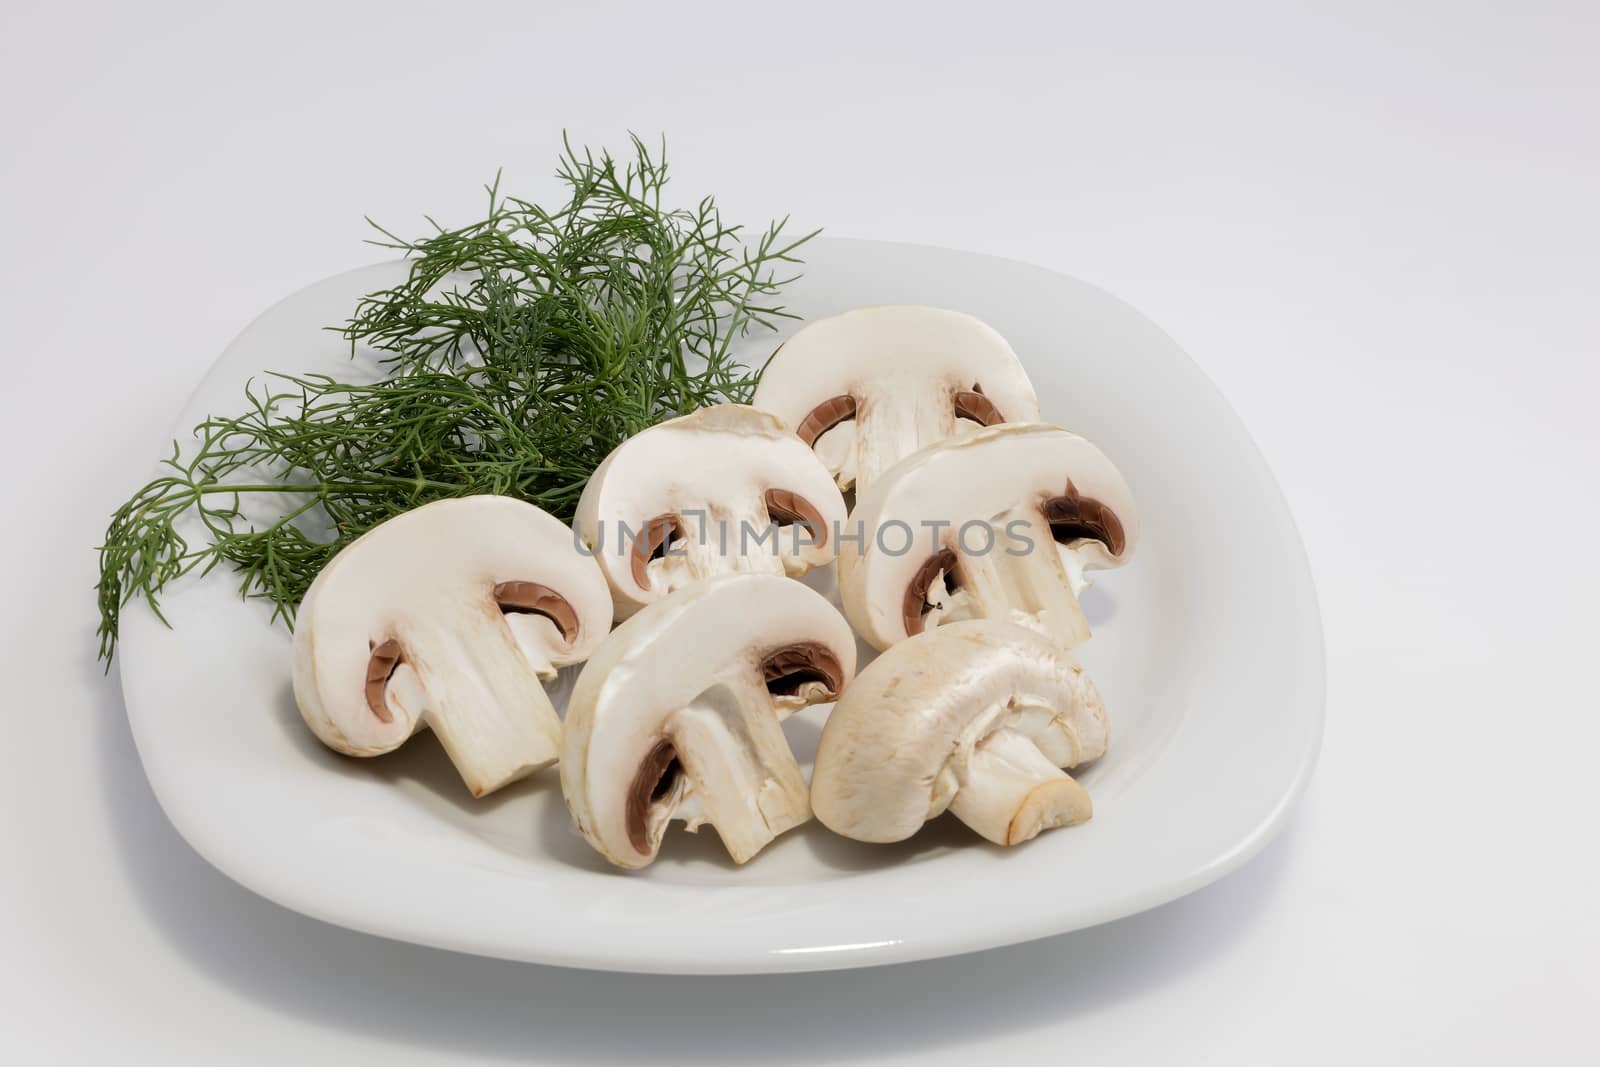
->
xmin=811 ymin=620 xmax=1108 ymax=847
xmin=573 ymin=404 xmax=847 ymax=620
xmin=751 ymin=305 xmax=1040 ymax=493
xmin=561 ymin=573 xmax=856 ymax=869
xmin=840 ymin=422 xmax=1138 ymax=651
xmin=293 ymin=495 xmax=613 ymax=797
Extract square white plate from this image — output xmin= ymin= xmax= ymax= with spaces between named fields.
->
xmin=118 ymin=238 xmax=1323 ymax=974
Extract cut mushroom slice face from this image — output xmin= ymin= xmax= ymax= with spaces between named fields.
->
xmin=811 ymin=620 xmax=1108 ymax=846
xmin=752 ymin=305 xmax=1040 ymax=494
xmin=839 ymin=422 xmax=1137 ymax=651
xmin=292 ymin=495 xmax=613 ymax=797
xmin=561 ymin=573 xmax=856 ymax=869
xmin=573 ymin=404 xmax=847 ymax=620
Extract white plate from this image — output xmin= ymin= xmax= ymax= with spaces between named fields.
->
xmin=118 ymin=238 xmax=1323 ymax=974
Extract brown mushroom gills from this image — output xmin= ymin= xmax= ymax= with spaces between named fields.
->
xmin=1041 ymin=481 xmax=1126 ymax=555
xmin=626 ymin=738 xmax=681 ymax=855
xmin=901 ymin=547 xmax=960 ymax=637
xmin=763 ymin=488 xmax=829 ymax=549
xmin=952 ymin=387 xmax=1004 ymax=426
xmin=628 ymin=513 xmax=682 ymax=590
xmin=493 ymin=581 xmax=581 ymax=641
xmin=761 ymin=641 xmax=846 ymax=698
xmin=794 ymin=395 xmax=857 ymax=447
xmin=364 ymin=639 xmax=403 ymax=724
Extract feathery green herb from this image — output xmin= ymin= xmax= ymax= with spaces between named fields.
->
xmin=97 ymin=136 xmax=815 ymax=663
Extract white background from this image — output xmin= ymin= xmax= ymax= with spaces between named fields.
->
xmin=5 ymin=1 xmax=1597 ymax=1063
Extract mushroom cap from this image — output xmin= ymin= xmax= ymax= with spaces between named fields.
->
xmin=573 ymin=404 xmax=847 ymax=619
xmin=810 ymin=620 xmax=1108 ymax=844
xmin=752 ymin=305 xmax=1040 ymax=490
xmin=292 ymin=495 xmax=612 ymax=758
xmin=561 ymin=573 xmax=857 ymax=868
xmin=839 ymin=422 xmax=1139 ymax=649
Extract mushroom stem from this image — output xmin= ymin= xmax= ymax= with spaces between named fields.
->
xmin=947 ymin=728 xmax=1092 ymax=846
xmin=668 ymin=673 xmax=811 ymax=863
xmin=654 ymin=501 xmax=787 ymax=592
xmin=952 ymin=508 xmax=1092 ymax=647
xmin=854 ymin=387 xmax=954 ymax=490
xmin=397 ymin=607 xmax=564 ymax=797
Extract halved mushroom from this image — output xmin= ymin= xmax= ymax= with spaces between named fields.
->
xmin=811 ymin=620 xmax=1107 ymax=846
xmin=292 ymin=495 xmax=613 ymax=797
xmin=573 ymin=404 xmax=847 ymax=620
xmin=752 ymin=305 xmax=1040 ymax=493
xmin=561 ymin=573 xmax=856 ymax=869
xmin=839 ymin=422 xmax=1137 ymax=651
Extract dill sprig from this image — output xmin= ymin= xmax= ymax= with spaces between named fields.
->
xmin=97 ymin=135 xmax=816 ymax=663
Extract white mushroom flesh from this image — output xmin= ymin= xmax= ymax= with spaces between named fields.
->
xmin=561 ymin=573 xmax=857 ymax=869
xmin=752 ymin=305 xmax=1040 ymax=493
xmin=839 ymin=422 xmax=1138 ymax=651
xmin=573 ymin=404 xmax=847 ymax=619
xmin=292 ymin=496 xmax=612 ymax=797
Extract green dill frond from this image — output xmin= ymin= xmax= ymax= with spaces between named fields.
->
xmin=96 ymin=136 xmax=815 ymax=664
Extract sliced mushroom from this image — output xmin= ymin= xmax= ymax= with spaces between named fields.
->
xmin=573 ymin=404 xmax=847 ymax=620
xmin=839 ymin=422 xmax=1137 ymax=651
xmin=752 ymin=305 xmax=1040 ymax=493
xmin=561 ymin=573 xmax=856 ymax=869
xmin=811 ymin=620 xmax=1107 ymax=846
xmin=292 ymin=495 xmax=613 ymax=797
